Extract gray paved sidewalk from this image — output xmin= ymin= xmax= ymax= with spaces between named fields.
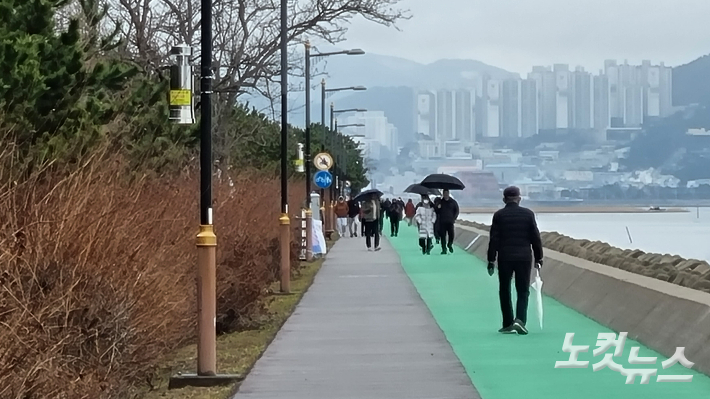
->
xmin=232 ymin=237 xmax=480 ymax=399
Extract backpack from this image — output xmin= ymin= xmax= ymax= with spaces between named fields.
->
xmin=361 ymin=200 xmax=377 ymax=221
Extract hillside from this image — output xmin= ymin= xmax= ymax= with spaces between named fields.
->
xmin=673 ymin=54 xmax=710 ymax=106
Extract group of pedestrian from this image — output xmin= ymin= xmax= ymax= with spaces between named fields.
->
xmin=410 ymin=189 xmax=459 ymax=255
xmin=333 ymin=185 xmax=544 ymax=336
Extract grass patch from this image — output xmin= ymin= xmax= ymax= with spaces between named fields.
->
xmin=140 ymin=255 xmax=327 ymax=399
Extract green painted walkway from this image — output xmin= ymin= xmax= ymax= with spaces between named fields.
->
xmin=386 ymin=221 xmax=710 ymax=398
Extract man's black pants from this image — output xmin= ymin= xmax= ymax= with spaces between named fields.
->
xmin=364 ymin=220 xmax=380 ymax=248
xmin=498 ymin=260 xmax=532 ymax=328
xmin=390 ymin=216 xmax=400 ymax=236
xmin=439 ymin=222 xmax=455 ymax=251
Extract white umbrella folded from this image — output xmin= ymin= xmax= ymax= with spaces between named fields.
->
xmin=531 ymin=268 xmax=544 ymax=329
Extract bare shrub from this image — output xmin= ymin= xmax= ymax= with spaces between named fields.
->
xmin=0 ymin=148 xmax=306 ymax=398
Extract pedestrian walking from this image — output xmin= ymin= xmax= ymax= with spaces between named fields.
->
xmin=388 ymin=198 xmax=403 ymax=237
xmin=379 ymin=198 xmax=390 ymax=234
xmin=433 ymin=197 xmax=441 ymax=244
xmin=333 ymin=196 xmax=349 ymax=237
xmin=404 ymin=199 xmax=416 ymax=226
xmin=361 ymin=194 xmax=381 ymax=251
xmin=486 ymin=186 xmax=544 ymax=335
xmin=414 ymin=196 xmax=436 ymax=255
xmin=436 ymin=189 xmax=459 ymax=254
xmin=346 ymin=197 xmax=360 ymax=237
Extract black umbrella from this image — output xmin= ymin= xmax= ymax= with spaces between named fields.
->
xmin=404 ymin=183 xmax=441 ymax=196
xmin=420 ymin=174 xmax=466 ymax=190
xmin=354 ymin=188 xmax=383 ymax=202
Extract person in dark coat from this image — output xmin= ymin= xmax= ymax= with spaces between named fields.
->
xmin=436 ymin=189 xmax=459 ymax=254
xmin=432 ymin=197 xmax=442 ymax=244
xmin=486 ymin=186 xmax=544 ymax=336
xmin=379 ymin=198 xmax=390 ymax=234
xmin=387 ymin=198 xmax=403 ymax=237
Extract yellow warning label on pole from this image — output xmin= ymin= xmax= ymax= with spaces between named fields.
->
xmin=170 ymin=89 xmax=192 ymax=106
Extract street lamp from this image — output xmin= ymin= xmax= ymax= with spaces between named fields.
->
xmin=321 ymin=83 xmax=367 ymax=140
xmin=278 ymin=0 xmax=289 ymax=294
xmin=332 ymin=121 xmax=364 ymax=199
xmin=167 ymin=0 xmax=239 ymax=389
xmin=318 ymin=83 xmax=366 ymax=233
xmin=304 ymin=43 xmax=364 ymax=257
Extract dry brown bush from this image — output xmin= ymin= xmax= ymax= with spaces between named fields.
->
xmin=0 ymin=148 xmax=306 ymax=398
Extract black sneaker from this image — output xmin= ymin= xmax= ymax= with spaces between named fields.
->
xmin=375 ymin=247 xmax=381 ymax=251
xmin=448 ymin=245 xmax=454 ymax=253
xmin=498 ymin=325 xmax=517 ymax=334
xmin=513 ymin=319 xmax=528 ymax=335
xmin=441 ymin=250 xmax=447 ymax=255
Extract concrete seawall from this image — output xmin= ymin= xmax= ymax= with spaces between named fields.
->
xmin=453 ymin=222 xmax=710 ymax=377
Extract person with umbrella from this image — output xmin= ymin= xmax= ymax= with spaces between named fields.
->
xmin=486 ymin=186 xmax=544 ymax=335
xmin=419 ymin=174 xmax=464 ymax=254
xmin=358 ymin=190 xmax=382 ymax=251
xmin=414 ymin=195 xmax=436 ymax=255
xmin=436 ymin=189 xmax=459 ymax=254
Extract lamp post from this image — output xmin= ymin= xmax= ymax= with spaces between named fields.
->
xmin=331 ymin=108 xmax=365 ymax=196
xmin=319 ymin=84 xmax=366 ymax=233
xmin=278 ymin=0 xmax=289 ymax=294
xmin=304 ymin=45 xmax=363 ymax=251
xmin=333 ymin=124 xmax=365 ymax=198
xmin=167 ymin=0 xmax=239 ymax=389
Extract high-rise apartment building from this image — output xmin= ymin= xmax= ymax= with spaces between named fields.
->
xmin=593 ymin=73 xmax=610 ymax=130
xmin=413 ymin=59 xmax=672 ymax=144
xmin=416 ymin=91 xmax=436 ymax=138
xmin=554 ymin=64 xmax=570 ymax=129
xmin=455 ymin=89 xmax=475 ymax=142
xmin=436 ymin=89 xmax=454 ymax=142
xmin=520 ymin=78 xmax=538 ymax=138
xmin=475 ymin=76 xmax=500 ymax=138
xmin=501 ymin=79 xmax=521 ymax=139
xmin=571 ymin=67 xmax=593 ymax=129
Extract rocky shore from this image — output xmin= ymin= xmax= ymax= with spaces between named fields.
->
xmin=459 ymin=220 xmax=710 ymax=294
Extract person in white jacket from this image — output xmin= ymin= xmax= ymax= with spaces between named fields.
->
xmin=414 ymin=196 xmax=436 ymax=255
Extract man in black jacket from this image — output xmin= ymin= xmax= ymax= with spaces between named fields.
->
xmin=487 ymin=186 xmax=543 ymax=335
xmin=436 ymin=189 xmax=459 ymax=254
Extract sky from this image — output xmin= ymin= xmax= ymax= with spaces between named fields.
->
xmin=337 ymin=0 xmax=710 ymax=74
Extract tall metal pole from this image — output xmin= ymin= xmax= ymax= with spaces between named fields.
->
xmin=304 ymin=42 xmax=312 ymax=208
xmin=319 ymin=79 xmax=326 ymax=234
xmin=331 ymin=118 xmax=337 ymax=203
xmin=303 ymin=42 xmax=313 ymax=261
xmin=278 ymin=0 xmax=290 ymax=293
xmin=321 ymin=80 xmax=326 ymax=149
xmin=196 ymin=0 xmax=217 ymax=377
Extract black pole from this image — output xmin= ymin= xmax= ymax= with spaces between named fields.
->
xmin=200 ymin=0 xmax=212 ymax=225
xmin=331 ymin=119 xmax=337 ymax=201
xmin=304 ymin=43 xmax=311 ymax=207
xmin=321 ymin=81 xmax=326 ymax=150
xmin=329 ymin=104 xmax=334 ymax=132
xmin=279 ymin=0 xmax=287 ymax=214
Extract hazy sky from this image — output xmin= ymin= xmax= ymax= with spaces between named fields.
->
xmin=339 ymin=0 xmax=710 ymax=74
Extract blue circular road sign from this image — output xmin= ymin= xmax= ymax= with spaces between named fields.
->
xmin=314 ymin=170 xmax=333 ymax=189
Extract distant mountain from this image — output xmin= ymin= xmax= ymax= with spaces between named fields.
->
xmin=303 ymin=50 xmax=515 ymax=144
xmin=673 ymin=54 xmax=710 ymax=107
xmin=241 ymin=51 xmax=515 ymax=140
xmin=317 ymin=51 xmax=516 ymax=89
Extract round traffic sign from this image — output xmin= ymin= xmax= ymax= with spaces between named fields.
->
xmin=314 ymin=152 xmax=333 ymax=171
xmin=313 ymin=170 xmax=333 ymax=189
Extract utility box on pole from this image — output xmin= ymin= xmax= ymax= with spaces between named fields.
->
xmin=169 ymin=44 xmax=195 ymax=124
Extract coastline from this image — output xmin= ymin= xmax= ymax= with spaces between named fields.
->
xmin=460 ymin=206 xmax=690 ymax=214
